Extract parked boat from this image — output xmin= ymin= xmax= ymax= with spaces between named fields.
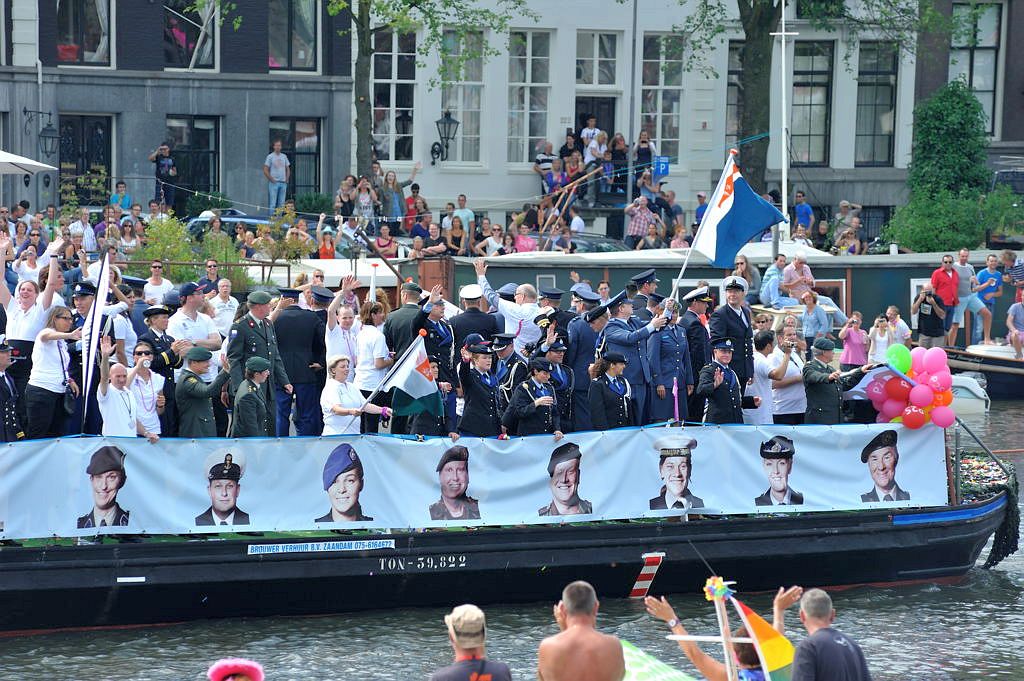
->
xmin=951 ymin=374 xmax=991 ymax=414
xmin=946 ymin=345 xmax=1024 ymax=400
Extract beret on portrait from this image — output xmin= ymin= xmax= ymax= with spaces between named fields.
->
xmin=436 ymin=445 xmax=469 ymax=473
xmin=546 ymin=441 xmax=582 ymax=477
xmin=86 ymin=445 xmax=127 ymax=477
xmin=322 ymin=443 xmax=363 ymax=490
xmin=860 ymin=429 xmax=898 ymax=463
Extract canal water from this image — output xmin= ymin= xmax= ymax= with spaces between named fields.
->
xmin=1 ymin=405 xmax=1021 ymax=680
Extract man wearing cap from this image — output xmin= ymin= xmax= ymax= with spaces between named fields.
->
xmin=0 ymin=337 xmax=24 ymax=441
xmin=802 ymin=338 xmax=873 ymax=425
xmin=648 ymin=298 xmax=693 ymax=423
xmin=680 ymin=286 xmax=713 ymax=419
xmin=539 ymin=287 xmax=576 ymax=344
xmin=176 ymin=346 xmax=232 ymax=438
xmin=428 ymin=445 xmax=481 ymax=521
xmin=492 ymin=333 xmax=528 ymax=412
xmin=648 ymin=437 xmax=703 ymax=510
xmin=694 ymin=190 xmax=708 ymax=225
xmin=564 ymin=295 xmax=606 ymax=430
xmin=709 ymin=276 xmax=755 ymax=389
xmin=196 ymin=451 xmax=250 ymax=526
xmin=138 ymin=304 xmax=189 ymax=436
xmin=755 ymin=436 xmax=803 ymax=506
xmin=536 ymin=337 xmax=575 ymax=429
xmin=419 ymin=286 xmax=460 ymax=420
xmin=630 ymin=269 xmax=660 ymax=323
xmin=450 ymin=282 xmax=499 ymax=349
xmin=272 ymin=288 xmax=325 ymax=436
xmin=539 ymin=442 xmax=591 ymax=515
xmin=859 ymin=430 xmax=909 ymax=502
xmin=227 ymin=290 xmax=292 ymax=437
xmin=432 ymin=604 xmax=512 ymax=681
xmin=316 ymin=443 xmax=373 ymax=522
xmin=229 ymin=356 xmax=273 ymax=438
xmin=77 ymin=445 xmax=130 ymax=528
xmin=598 ymin=291 xmax=667 ymax=425
xmin=474 ymin=259 xmax=542 ymax=354
xmin=697 ymin=338 xmax=760 ymax=424
xmin=383 ymin=281 xmax=424 ymax=359
xmin=66 ymin=281 xmax=116 ymax=434
xmin=504 ymin=357 xmax=564 ymax=439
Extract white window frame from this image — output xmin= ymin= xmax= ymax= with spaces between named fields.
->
xmin=267 ymin=0 xmax=322 ymax=76
xmin=507 ymin=30 xmax=551 ymax=165
xmin=576 ymin=31 xmax=617 ymax=87
xmin=372 ymin=29 xmax=417 ymax=162
xmin=440 ymin=29 xmax=484 ymax=165
xmin=55 ymin=0 xmax=116 ymax=70
xmin=640 ymin=33 xmax=684 ymax=161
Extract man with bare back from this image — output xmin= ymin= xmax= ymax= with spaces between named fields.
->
xmin=537 ymin=581 xmax=625 ymax=681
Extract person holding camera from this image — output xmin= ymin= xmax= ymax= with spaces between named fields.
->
xmin=912 ymin=282 xmax=947 ymax=349
xmin=147 ymin=142 xmax=178 ymax=210
xmin=837 ymin=312 xmax=868 ymax=371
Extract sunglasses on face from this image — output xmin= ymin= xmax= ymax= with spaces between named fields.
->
xmin=56 ymin=315 xmax=73 ymax=321
xmin=134 ymin=350 xmax=153 ymax=356
xmin=151 ymin=265 xmax=162 ymax=269
xmin=29 ymin=233 xmax=39 ymax=237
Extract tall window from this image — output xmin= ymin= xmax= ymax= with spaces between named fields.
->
xmin=576 ymin=32 xmax=616 ymax=85
xmin=791 ymin=41 xmax=833 ymax=166
xmin=164 ymin=1 xmax=215 ymax=69
xmin=441 ymin=30 xmax=483 ymax=163
xmin=269 ymin=0 xmax=317 ymax=71
xmin=269 ymin=118 xmax=321 ymax=196
xmin=166 ymin=116 xmax=219 ymax=213
xmin=56 ymin=0 xmax=111 ymax=65
xmin=507 ymin=30 xmax=550 ymax=163
xmin=725 ymin=41 xmax=744 ymax=151
xmin=641 ymin=34 xmax=683 ymax=159
xmin=58 ymin=115 xmax=112 ymax=205
xmin=949 ymin=2 xmax=1001 ymax=134
xmin=855 ymin=42 xmax=897 ymax=166
xmin=373 ymin=31 xmax=416 ymax=161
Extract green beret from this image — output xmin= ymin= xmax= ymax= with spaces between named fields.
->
xmin=245 ymin=356 xmax=272 ymax=372
xmin=812 ymin=337 xmax=835 ymax=352
xmin=247 ymin=290 xmax=273 ymax=305
xmin=185 ymin=346 xmax=213 ymax=361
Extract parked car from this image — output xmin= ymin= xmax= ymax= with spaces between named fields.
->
xmin=393 ymin=231 xmax=629 ymax=256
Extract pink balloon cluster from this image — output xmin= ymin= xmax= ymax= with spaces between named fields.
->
xmin=866 ymin=347 xmax=956 ymax=429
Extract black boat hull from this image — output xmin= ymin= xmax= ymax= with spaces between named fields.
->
xmin=946 ymin=349 xmax=1024 ymax=400
xmin=0 ymin=494 xmax=1007 ymax=632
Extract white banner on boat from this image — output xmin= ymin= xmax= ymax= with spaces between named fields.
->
xmin=0 ymin=425 xmax=947 ymax=540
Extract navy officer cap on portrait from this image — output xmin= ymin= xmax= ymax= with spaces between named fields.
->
xmin=196 ymin=451 xmax=250 ymax=526
xmin=755 ymin=436 xmax=803 ymax=506
xmin=860 ymin=429 xmax=909 ymax=502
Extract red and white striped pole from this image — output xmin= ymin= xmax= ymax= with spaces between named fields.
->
xmin=629 ymin=552 xmax=666 ymax=599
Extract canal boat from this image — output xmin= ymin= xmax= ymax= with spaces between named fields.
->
xmin=946 ymin=345 xmax=1024 ymax=400
xmin=950 ymin=374 xmax=991 ymax=414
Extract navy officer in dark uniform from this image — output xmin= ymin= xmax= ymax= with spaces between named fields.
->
xmin=503 ymin=357 xmax=564 ymax=439
xmin=564 ymin=294 xmax=606 ymax=431
xmin=457 ymin=342 xmax=503 ymax=437
xmin=696 ymin=338 xmax=759 ymax=424
xmin=196 ymin=451 xmax=251 ymax=526
xmin=532 ymin=324 xmax=575 ymax=429
xmin=77 ymin=445 xmax=130 ymax=529
xmin=630 ymin=269 xmax=660 ymax=323
xmin=418 ymin=285 xmax=459 ymax=425
xmin=587 ymin=351 xmax=633 ymax=430
xmin=428 ymin=445 xmax=481 ymax=520
xmin=316 ymin=443 xmax=373 ymax=523
xmin=709 ymin=276 xmax=754 ymax=389
xmin=679 ymin=286 xmax=713 ymax=420
xmin=138 ymin=304 xmax=186 ymax=437
xmin=450 ymin=283 xmax=500 ymax=349
xmin=598 ymin=291 xmax=668 ymax=424
xmin=538 ymin=287 xmax=576 ymax=345
xmin=272 ymin=288 xmax=325 ymax=436
xmin=755 ymin=436 xmax=804 ymax=506
xmin=648 ymin=297 xmax=694 ymax=423
xmin=0 ymin=336 xmax=25 ymax=441
xmin=493 ymin=333 xmax=528 ymax=412
xmin=67 ymin=281 xmax=115 ymax=435
xmin=648 ymin=436 xmax=704 ymax=510
xmin=538 ymin=441 xmax=592 ymax=516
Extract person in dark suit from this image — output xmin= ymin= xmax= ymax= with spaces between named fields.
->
xmin=859 ymin=429 xmax=911 ymax=502
xmin=648 ymin=436 xmax=703 ymax=510
xmin=648 ymin=299 xmax=694 ymax=424
xmin=428 ymin=445 xmax=481 ymax=520
xmin=493 ymin=334 xmax=528 ymax=411
xmin=598 ymin=291 xmax=668 ymax=424
xmin=708 ymin=276 xmax=754 ymax=388
xmin=417 ymin=285 xmax=459 ymax=426
xmin=532 ymin=330 xmax=575 ymax=427
xmin=138 ymin=304 xmax=188 ymax=437
xmin=679 ymin=286 xmax=713 ymax=419
xmin=538 ymin=287 xmax=576 ymax=345
xmin=630 ymin=269 xmax=660 ymax=323
xmin=316 ymin=443 xmax=373 ymax=523
xmin=503 ymin=357 xmax=564 ymax=438
xmin=802 ymin=338 xmax=874 ymax=425
xmin=382 ymin=282 xmax=425 ymax=435
xmin=564 ymin=295 xmax=606 ymax=431
xmin=226 ymin=290 xmax=291 ymax=437
xmin=754 ymin=435 xmax=804 ymax=506
xmin=450 ymin=284 xmax=500 ymax=349
xmin=195 ymin=451 xmax=251 ymax=526
xmin=272 ymin=289 xmax=325 ymax=436
xmin=229 ymin=356 xmax=272 ymax=438
xmin=696 ymin=338 xmax=759 ymax=424
xmin=588 ymin=351 xmax=633 ymax=430
xmin=457 ymin=343 xmax=503 ymax=437
xmin=0 ymin=338 xmax=24 ymax=441
xmin=77 ymin=446 xmax=130 ymax=529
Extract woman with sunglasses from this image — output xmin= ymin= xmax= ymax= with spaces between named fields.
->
xmin=25 ymin=306 xmax=81 ymax=439
xmin=732 ymin=255 xmax=762 ymax=306
xmin=126 ymin=339 xmax=165 ymax=436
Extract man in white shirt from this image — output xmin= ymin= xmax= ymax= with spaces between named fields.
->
xmin=97 ymin=336 xmax=158 ymax=441
xmin=453 ymin=194 xmax=476 ymax=235
xmin=263 ymin=139 xmax=291 ymax=211
xmin=744 ymin=330 xmax=787 ymax=425
xmin=144 ymin=260 xmax=175 ymax=305
xmin=475 ymin=259 xmax=541 ymax=353
xmin=209 ymin=278 xmax=239 ymax=338
xmin=568 ymin=205 xmax=586 ymax=234
xmin=769 ymin=326 xmax=806 ymax=424
xmin=68 ymin=208 xmax=99 ymax=252
xmin=579 ymin=115 xmax=601 ymax=147
xmin=168 ymin=282 xmax=222 ymax=382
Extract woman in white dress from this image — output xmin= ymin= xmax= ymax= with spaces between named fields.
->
xmin=320 ymin=356 xmax=386 ymax=436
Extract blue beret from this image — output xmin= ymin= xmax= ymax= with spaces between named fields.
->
xmin=322 ymin=443 xmax=363 ymax=491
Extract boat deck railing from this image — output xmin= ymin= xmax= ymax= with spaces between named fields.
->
xmin=953 ymin=417 xmax=1013 ymax=504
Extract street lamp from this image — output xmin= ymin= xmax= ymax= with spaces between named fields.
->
xmin=23 ymin=108 xmax=60 ymax=159
xmin=430 ymin=110 xmax=460 ymax=165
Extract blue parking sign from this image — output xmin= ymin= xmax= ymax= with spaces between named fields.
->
xmin=653 ymin=155 xmax=670 ymax=179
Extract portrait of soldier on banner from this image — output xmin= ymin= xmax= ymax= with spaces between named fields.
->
xmin=428 ymin=445 xmax=481 ymax=521
xmin=77 ymin=445 xmax=131 ymax=529
xmin=860 ymin=429 xmax=911 ymax=502
xmin=316 ymin=443 xmax=374 ymax=523
xmin=649 ymin=436 xmax=704 ymax=510
xmin=538 ymin=442 xmax=592 ymax=516
xmin=755 ymin=435 xmax=804 ymax=506
xmin=196 ymin=450 xmax=250 ymax=527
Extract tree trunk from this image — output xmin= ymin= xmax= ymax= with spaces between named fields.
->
xmin=737 ymin=0 xmax=782 ymax=194
xmin=353 ymin=0 xmax=373 ymax=178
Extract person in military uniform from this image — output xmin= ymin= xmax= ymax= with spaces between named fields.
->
xmin=859 ymin=429 xmax=910 ymax=502
xmin=450 ymin=283 xmax=500 ymax=349
xmin=755 ymin=436 xmax=804 ymax=506
xmin=709 ymin=276 xmax=755 ymax=389
xmin=138 ymin=304 xmax=189 ymax=436
xmin=588 ymin=351 xmax=633 ymax=430
xmin=503 ymin=357 xmax=564 ymax=439
xmin=598 ymin=291 xmax=668 ymax=425
xmin=802 ymin=338 xmax=874 ymax=425
xmin=458 ymin=343 xmax=503 ymax=437
xmin=538 ymin=287 xmax=576 ymax=345
xmin=272 ymin=289 xmax=325 ymax=436
xmin=564 ymin=295 xmax=606 ymax=431
xmin=648 ymin=436 xmax=704 ymax=510
xmin=493 ymin=333 xmax=528 ymax=411
xmin=176 ymin=346 xmax=232 ymax=438
xmin=316 ymin=443 xmax=373 ymax=522
xmin=226 ymin=290 xmax=292 ymax=437
xmin=196 ymin=450 xmax=251 ymax=526
xmin=648 ymin=299 xmax=694 ymax=423
xmin=409 ymin=356 xmax=459 ymax=439
xmin=532 ymin=328 xmax=575 ymax=429
xmin=696 ymin=338 xmax=760 ymax=424
xmin=630 ymin=269 xmax=660 ymax=323
xmin=428 ymin=445 xmax=481 ymax=521
xmin=229 ymin=356 xmax=272 ymax=438
xmin=679 ymin=286 xmax=713 ymax=420
xmin=77 ymin=445 xmax=130 ymax=529
xmin=0 ymin=337 xmax=25 ymax=441
xmin=418 ymin=285 xmax=459 ymax=424
xmin=538 ymin=441 xmax=592 ymax=516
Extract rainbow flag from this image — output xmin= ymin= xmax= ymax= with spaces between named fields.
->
xmin=729 ymin=598 xmax=794 ymax=681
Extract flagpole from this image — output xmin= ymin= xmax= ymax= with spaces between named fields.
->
xmin=770 ymin=1 xmax=798 ymax=254
xmin=81 ymin=254 xmax=111 ymax=431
